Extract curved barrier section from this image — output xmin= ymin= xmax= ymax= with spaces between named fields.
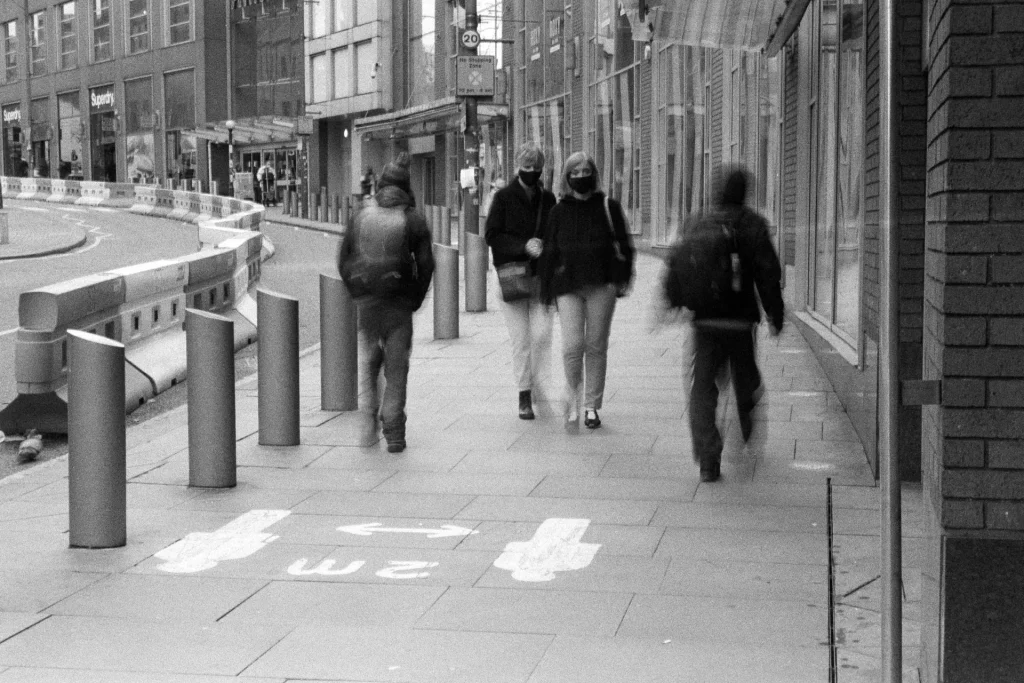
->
xmin=0 ymin=177 xmax=267 ymax=434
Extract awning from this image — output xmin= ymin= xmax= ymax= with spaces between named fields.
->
xmin=185 ymin=116 xmax=304 ymax=146
xmin=354 ymin=97 xmax=509 ymax=141
xmin=621 ymin=0 xmax=805 ymax=53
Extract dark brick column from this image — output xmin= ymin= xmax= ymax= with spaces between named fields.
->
xmin=921 ymin=0 xmax=1024 ymax=680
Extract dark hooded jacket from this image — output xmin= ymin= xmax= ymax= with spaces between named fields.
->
xmin=538 ymin=191 xmax=635 ymax=304
xmin=484 ymin=179 xmax=556 ymax=268
xmin=337 ymin=184 xmax=434 ymax=312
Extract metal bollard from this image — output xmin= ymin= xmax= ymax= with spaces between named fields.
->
xmin=321 ymin=188 xmax=328 ymax=222
xmin=433 ymin=244 xmax=460 ymax=340
xmin=211 ymin=180 xmax=219 ymax=197
xmin=320 ymin=273 xmax=358 ymax=411
xmin=288 ymin=191 xmax=297 ymax=217
xmin=186 ymin=309 xmax=236 ymax=488
xmin=441 ymin=207 xmax=452 ymax=246
xmin=331 ymin=193 xmax=340 ymax=223
xmin=257 ymin=288 xmax=300 ymax=446
xmin=464 ymin=231 xmax=488 ymax=313
xmin=342 ymin=196 xmax=351 ymax=229
xmin=67 ymin=330 xmax=126 ymax=548
xmin=435 ymin=206 xmax=445 ymax=244
xmin=0 ymin=211 xmax=8 ymax=245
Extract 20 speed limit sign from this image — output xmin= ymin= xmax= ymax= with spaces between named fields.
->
xmin=461 ymin=29 xmax=481 ymax=49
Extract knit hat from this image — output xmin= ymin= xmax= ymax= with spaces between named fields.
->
xmin=378 ymin=156 xmax=411 ymax=194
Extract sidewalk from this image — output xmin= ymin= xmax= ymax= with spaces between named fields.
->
xmin=0 ymin=253 xmax=919 ymax=682
xmin=0 ymin=204 xmax=87 ymax=260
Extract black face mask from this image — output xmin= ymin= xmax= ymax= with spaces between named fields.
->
xmin=568 ymin=176 xmax=596 ymax=195
xmin=518 ymin=170 xmax=541 ymax=187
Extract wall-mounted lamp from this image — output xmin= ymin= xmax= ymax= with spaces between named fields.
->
xmin=644 ymin=43 xmax=652 ymax=61
xmin=371 ymin=62 xmax=381 ymax=79
xmin=343 ymin=128 xmax=349 ymax=138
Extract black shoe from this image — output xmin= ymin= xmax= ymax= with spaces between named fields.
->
xmin=584 ymin=409 xmax=601 ymax=429
xmin=700 ymin=462 xmax=721 ymax=482
xmin=519 ymin=390 xmax=535 ymax=420
xmin=386 ymin=440 xmax=406 ymax=453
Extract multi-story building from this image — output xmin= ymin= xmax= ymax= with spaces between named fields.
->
xmin=304 ymin=0 xmax=507 ymax=208
xmin=0 ymin=0 xmax=223 ymax=185
xmin=0 ymin=0 xmax=306 ymax=198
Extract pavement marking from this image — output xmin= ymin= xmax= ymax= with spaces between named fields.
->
xmin=377 ymin=561 xmax=439 ymax=579
xmin=288 ymin=559 xmax=365 ymax=576
xmin=337 ymin=522 xmax=479 ymax=539
xmin=0 ymin=327 xmax=17 ymax=337
xmin=155 ymin=509 xmax=290 ymax=573
xmin=60 ymin=207 xmax=88 ymax=213
xmin=91 ymin=207 xmax=117 ymax=212
xmin=18 ymin=206 xmax=48 ymax=212
xmin=493 ymin=518 xmax=601 ymax=582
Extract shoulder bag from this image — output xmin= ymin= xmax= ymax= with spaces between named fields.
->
xmin=496 ymin=198 xmax=543 ymax=302
xmin=602 ymin=196 xmax=631 ymax=295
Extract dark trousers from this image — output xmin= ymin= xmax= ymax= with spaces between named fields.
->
xmin=689 ymin=323 xmax=761 ymax=468
xmin=358 ymin=303 xmax=414 ymax=442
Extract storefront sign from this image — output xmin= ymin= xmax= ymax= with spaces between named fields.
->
xmin=2 ymin=106 xmax=21 ymax=126
xmin=89 ymin=86 xmax=116 ymax=112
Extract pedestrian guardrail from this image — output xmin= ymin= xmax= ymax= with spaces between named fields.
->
xmin=0 ymin=177 xmax=268 ymax=435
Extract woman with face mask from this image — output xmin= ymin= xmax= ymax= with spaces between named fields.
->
xmin=538 ymin=152 xmax=635 ymax=430
xmin=484 ymin=143 xmax=557 ymax=419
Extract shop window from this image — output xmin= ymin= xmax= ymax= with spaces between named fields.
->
xmin=3 ymin=105 xmax=25 ymax=177
xmin=127 ymin=0 xmax=150 ymax=54
xmin=333 ymin=48 xmax=351 ymax=98
xmin=29 ymin=12 xmax=45 ymax=76
xmin=125 ymin=77 xmax=155 ymax=183
xmin=168 ymin=0 xmax=193 ymax=45
xmin=3 ymin=20 xmax=17 ymax=83
xmin=57 ymin=92 xmax=82 ymax=179
xmin=91 ymin=0 xmax=112 ymax=63
xmin=311 ymin=52 xmax=330 ymax=102
xmin=58 ymin=2 xmax=77 ymax=70
xmin=310 ymin=0 xmax=327 ymax=38
xmin=355 ymin=40 xmax=375 ymax=95
xmin=164 ymin=69 xmax=196 ymax=181
xmin=333 ymin=0 xmax=351 ymax=31
xmin=406 ymin=0 xmax=433 ymax=106
xmin=30 ymin=98 xmax=51 ymax=178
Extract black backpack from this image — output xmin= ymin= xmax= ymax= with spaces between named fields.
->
xmin=340 ymin=204 xmax=415 ymax=299
xmin=664 ymin=209 xmax=743 ymax=314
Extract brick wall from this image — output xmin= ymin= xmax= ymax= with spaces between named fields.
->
xmin=640 ymin=58 xmax=653 ymax=230
xmin=711 ymin=51 xmax=724 ymax=175
xmin=924 ymin=0 xmax=1024 ymax=531
xmin=864 ymin=0 xmax=881 ymax=339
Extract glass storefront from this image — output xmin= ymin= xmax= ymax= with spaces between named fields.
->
xmin=517 ymin=0 xmax=568 ymax=189
xmin=30 ymin=97 xmax=50 ymax=177
xmin=124 ymin=77 xmax=155 ymax=182
xmin=2 ymin=103 xmax=24 ymax=176
xmin=407 ymin=0 xmax=434 ymax=108
xmin=590 ymin=2 xmax=641 ymax=230
xmin=57 ymin=92 xmax=82 ymax=179
xmin=163 ymin=69 xmax=196 ymax=181
xmin=88 ymin=84 xmax=117 ymax=180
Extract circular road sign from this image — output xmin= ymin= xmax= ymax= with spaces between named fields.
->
xmin=461 ymin=29 xmax=481 ymax=49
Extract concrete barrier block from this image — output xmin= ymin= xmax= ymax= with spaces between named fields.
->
xmin=19 ymin=273 xmax=126 ymax=331
xmin=125 ymin=327 xmax=187 ymax=393
xmin=108 ymin=259 xmax=188 ymax=302
xmin=179 ymin=249 xmax=236 ymax=287
xmin=14 ymin=331 xmax=64 ymax=387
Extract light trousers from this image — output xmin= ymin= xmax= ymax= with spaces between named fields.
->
xmin=500 ymin=295 xmax=553 ymax=392
xmin=557 ymin=283 xmax=618 ymax=410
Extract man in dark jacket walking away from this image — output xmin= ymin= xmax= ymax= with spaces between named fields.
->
xmin=665 ymin=166 xmax=784 ymax=482
xmin=338 ymin=159 xmax=434 ymax=453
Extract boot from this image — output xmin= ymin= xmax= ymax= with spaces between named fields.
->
xmin=518 ymin=390 xmax=535 ymax=420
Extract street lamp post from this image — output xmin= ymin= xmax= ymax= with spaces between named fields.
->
xmin=225 ymin=119 xmax=235 ymax=196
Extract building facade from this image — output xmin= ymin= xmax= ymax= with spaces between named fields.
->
xmin=0 ymin=0 xmax=224 ymax=186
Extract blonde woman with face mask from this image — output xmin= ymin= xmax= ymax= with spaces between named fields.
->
xmin=538 ymin=152 xmax=635 ymax=430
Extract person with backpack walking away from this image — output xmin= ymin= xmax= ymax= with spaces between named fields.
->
xmin=662 ymin=165 xmax=784 ymax=482
xmin=539 ymin=151 xmax=635 ymax=431
xmin=485 ymin=144 xmax=557 ymax=420
xmin=338 ymin=159 xmax=434 ymax=453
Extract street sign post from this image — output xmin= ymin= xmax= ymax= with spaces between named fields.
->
xmin=455 ymin=55 xmax=496 ymax=97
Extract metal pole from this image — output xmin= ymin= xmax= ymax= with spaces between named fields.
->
xmin=432 ymin=205 xmax=442 ymax=243
xmin=331 ymin=193 xmax=340 ymax=223
xmin=186 ymin=309 xmax=236 ymax=488
xmin=67 ymin=330 xmax=126 ymax=548
xmin=441 ymin=207 xmax=452 ymax=246
xmin=464 ymin=231 xmax=488 ymax=312
xmin=462 ymin=0 xmax=480 ymax=237
xmin=0 ymin=212 xmax=8 ymax=245
xmin=878 ymin=0 xmax=902 ymax=674
xmin=319 ymin=273 xmax=358 ymax=411
xmin=433 ymin=244 xmax=459 ymax=340
xmin=257 ymin=288 xmax=300 ymax=446
xmin=342 ymin=195 xmax=351 ymax=228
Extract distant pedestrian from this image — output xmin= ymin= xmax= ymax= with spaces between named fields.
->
xmin=360 ymin=167 xmax=376 ymax=197
xmin=338 ymin=157 xmax=434 ymax=453
xmin=256 ymin=161 xmax=277 ymax=206
xmin=662 ymin=165 xmax=785 ymax=482
xmin=485 ymin=145 xmax=555 ymax=419
xmin=481 ymin=176 xmax=507 ymax=218
xmin=539 ymin=151 xmax=635 ymax=430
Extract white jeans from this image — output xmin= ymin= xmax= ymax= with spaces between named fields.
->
xmin=500 ymin=296 xmax=553 ymax=392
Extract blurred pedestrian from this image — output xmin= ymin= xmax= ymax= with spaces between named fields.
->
xmin=338 ymin=157 xmax=434 ymax=453
xmin=360 ymin=167 xmax=376 ymax=197
xmin=485 ymin=145 xmax=555 ymax=419
xmin=539 ymin=151 xmax=635 ymax=430
xmin=481 ymin=176 xmax=507 ymax=218
xmin=662 ymin=165 xmax=784 ymax=482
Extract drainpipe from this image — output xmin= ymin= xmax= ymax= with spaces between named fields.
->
xmin=877 ymin=0 xmax=902 ymax=677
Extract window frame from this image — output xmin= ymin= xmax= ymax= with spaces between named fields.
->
xmin=3 ymin=19 xmax=18 ymax=83
xmin=91 ymin=0 xmax=112 ymax=63
xmin=126 ymin=0 xmax=151 ymax=55
xmin=167 ymin=0 xmax=194 ymax=46
xmin=57 ymin=1 xmax=77 ymax=71
xmin=29 ymin=11 xmax=45 ymax=76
